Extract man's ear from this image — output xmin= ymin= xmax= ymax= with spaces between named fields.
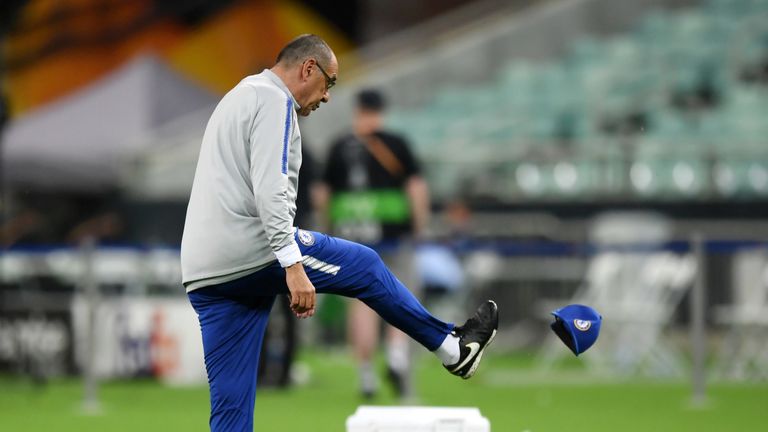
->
xmin=300 ymin=58 xmax=314 ymax=82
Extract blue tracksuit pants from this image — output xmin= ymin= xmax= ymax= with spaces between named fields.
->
xmin=188 ymin=230 xmax=454 ymax=431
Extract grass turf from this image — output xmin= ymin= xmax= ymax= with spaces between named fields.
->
xmin=1 ymin=350 xmax=766 ymax=431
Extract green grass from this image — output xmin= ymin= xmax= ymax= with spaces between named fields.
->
xmin=1 ymin=350 xmax=766 ymax=431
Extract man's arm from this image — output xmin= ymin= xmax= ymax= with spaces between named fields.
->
xmin=406 ymin=175 xmax=430 ymax=239
xmin=285 ymin=262 xmax=315 ymax=318
xmin=248 ymin=87 xmax=315 ymax=317
xmin=390 ymin=134 xmax=430 ymax=239
xmin=313 ymin=182 xmax=332 ymax=233
xmin=315 ymin=141 xmax=344 ymax=233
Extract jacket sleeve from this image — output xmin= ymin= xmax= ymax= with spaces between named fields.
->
xmin=248 ymin=87 xmax=302 ymax=267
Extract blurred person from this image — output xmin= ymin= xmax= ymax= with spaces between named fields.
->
xmin=1 ymin=193 xmax=108 ymax=247
xmin=66 ymin=211 xmax=125 ymax=244
xmin=293 ymin=144 xmax=320 ymax=230
xmin=0 ymin=207 xmax=44 ymax=247
xmin=181 ymin=34 xmax=498 ymax=431
xmin=316 ymin=89 xmax=429 ymax=400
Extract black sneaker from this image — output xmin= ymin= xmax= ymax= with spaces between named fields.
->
xmin=360 ymin=388 xmax=376 ymax=401
xmin=386 ymin=366 xmax=408 ymax=399
xmin=387 ymin=366 xmax=413 ymax=402
xmin=444 ymin=300 xmax=498 ymax=379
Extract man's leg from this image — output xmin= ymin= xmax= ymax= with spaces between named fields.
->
xmin=380 ymin=246 xmax=419 ymax=399
xmin=347 ymin=298 xmax=380 ymax=399
xmin=225 ymin=229 xmax=497 ymax=382
xmin=189 ymin=284 xmax=275 ymax=432
xmin=346 ymin=245 xmax=419 ymax=400
xmin=293 ymin=229 xmax=498 ymax=379
xmin=297 ymin=231 xmax=452 ymax=350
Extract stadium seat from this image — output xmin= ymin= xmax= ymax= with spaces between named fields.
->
xmin=386 ymin=0 xmax=768 ymax=202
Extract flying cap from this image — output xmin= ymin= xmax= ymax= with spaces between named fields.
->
xmin=550 ymin=304 xmax=602 ymax=356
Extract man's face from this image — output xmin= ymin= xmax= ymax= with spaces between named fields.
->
xmin=353 ymin=109 xmax=383 ymax=136
xmin=298 ymin=53 xmax=338 ymax=117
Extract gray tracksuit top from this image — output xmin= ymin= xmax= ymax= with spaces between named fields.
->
xmin=181 ymin=69 xmax=303 ymax=291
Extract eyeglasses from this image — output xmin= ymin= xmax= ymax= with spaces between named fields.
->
xmin=315 ymin=60 xmax=336 ymax=90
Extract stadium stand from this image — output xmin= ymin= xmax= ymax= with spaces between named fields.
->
xmin=384 ymin=0 xmax=768 ymax=202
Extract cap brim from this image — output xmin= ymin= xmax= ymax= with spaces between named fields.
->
xmin=550 ymin=316 xmax=580 ymax=356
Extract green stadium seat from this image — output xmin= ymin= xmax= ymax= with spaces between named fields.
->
xmin=386 ymin=0 xmax=768 ymax=202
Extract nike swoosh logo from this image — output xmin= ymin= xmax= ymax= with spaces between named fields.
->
xmin=450 ymin=342 xmax=481 ymax=373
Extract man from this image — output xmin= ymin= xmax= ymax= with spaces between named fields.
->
xmin=318 ymin=89 xmax=429 ymax=400
xmin=181 ymin=34 xmax=498 ymax=431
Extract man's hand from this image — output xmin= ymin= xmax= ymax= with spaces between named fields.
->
xmin=285 ymin=263 xmax=316 ymax=319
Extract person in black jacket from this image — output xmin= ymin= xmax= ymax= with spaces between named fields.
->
xmin=318 ymin=89 xmax=431 ymax=400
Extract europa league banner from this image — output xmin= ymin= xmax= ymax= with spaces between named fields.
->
xmin=0 ymin=310 xmax=75 ymax=377
xmin=70 ymin=296 xmax=207 ymax=385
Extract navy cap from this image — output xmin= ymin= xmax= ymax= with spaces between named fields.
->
xmin=550 ymin=304 xmax=602 ymax=356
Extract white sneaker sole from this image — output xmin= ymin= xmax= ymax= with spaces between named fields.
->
xmin=461 ymin=328 xmax=497 ymax=380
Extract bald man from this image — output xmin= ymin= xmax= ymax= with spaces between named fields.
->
xmin=181 ymin=34 xmax=498 ymax=431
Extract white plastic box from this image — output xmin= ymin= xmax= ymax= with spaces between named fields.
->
xmin=346 ymin=406 xmax=491 ymax=432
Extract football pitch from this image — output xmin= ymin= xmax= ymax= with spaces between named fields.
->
xmin=1 ymin=350 xmax=766 ymax=431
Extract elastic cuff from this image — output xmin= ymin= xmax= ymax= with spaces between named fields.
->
xmin=275 ymin=241 xmax=302 ymax=267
